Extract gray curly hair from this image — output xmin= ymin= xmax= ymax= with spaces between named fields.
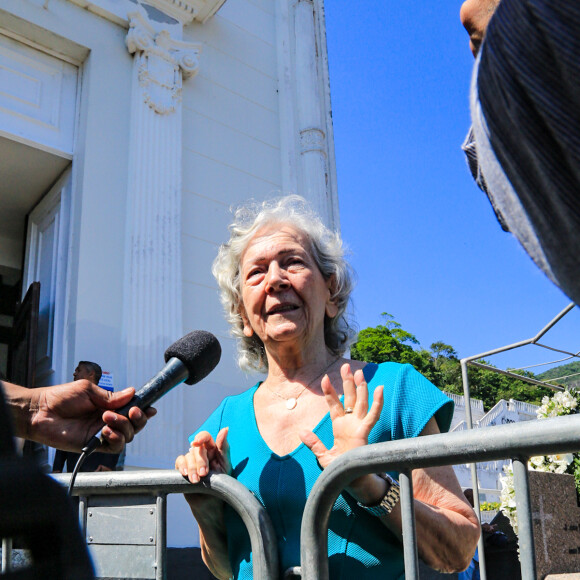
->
xmin=212 ymin=195 xmax=356 ymax=372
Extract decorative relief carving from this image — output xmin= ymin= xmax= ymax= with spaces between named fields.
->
xmin=300 ymin=127 xmax=326 ymax=154
xmin=126 ymin=12 xmax=201 ymax=114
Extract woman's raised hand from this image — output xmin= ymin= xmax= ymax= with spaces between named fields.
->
xmin=176 ymin=427 xmax=231 ymax=484
xmin=300 ymin=363 xmax=383 ymax=469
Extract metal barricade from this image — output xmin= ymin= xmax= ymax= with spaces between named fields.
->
xmin=49 ymin=470 xmax=279 ymax=580
xmin=299 ymin=414 xmax=580 ymax=580
xmin=459 ymin=302 xmax=578 ymax=580
xmin=2 ymin=416 xmax=578 ymax=579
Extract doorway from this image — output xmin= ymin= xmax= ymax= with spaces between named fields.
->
xmin=0 ymin=30 xmax=78 ymax=386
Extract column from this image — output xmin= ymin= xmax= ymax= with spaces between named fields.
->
xmin=123 ymin=12 xmax=201 ymax=463
xmin=293 ymin=0 xmax=336 ymax=225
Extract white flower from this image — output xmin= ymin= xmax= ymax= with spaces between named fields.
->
xmin=562 ymin=391 xmax=577 ymax=409
xmin=537 ymin=388 xmax=578 ymax=419
xmin=499 ymin=466 xmax=518 ymax=535
xmin=500 ymin=389 xmax=580 ymax=539
xmin=547 ymin=453 xmax=573 ymax=474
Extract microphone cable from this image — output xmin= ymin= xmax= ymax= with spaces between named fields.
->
xmin=68 ymin=448 xmax=91 ymax=496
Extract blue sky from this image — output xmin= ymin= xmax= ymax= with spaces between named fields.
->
xmin=324 ymin=1 xmax=578 ymax=373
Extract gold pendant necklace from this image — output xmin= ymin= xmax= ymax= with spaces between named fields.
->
xmin=266 ymin=357 xmax=339 ymax=411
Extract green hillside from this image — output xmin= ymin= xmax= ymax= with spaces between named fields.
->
xmin=537 ymin=360 xmax=580 ymax=388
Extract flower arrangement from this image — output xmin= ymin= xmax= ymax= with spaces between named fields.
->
xmin=499 ymin=387 xmax=580 ymax=535
xmin=536 ymin=389 xmax=578 ymax=418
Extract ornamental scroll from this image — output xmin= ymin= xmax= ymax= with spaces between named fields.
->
xmin=126 ymin=12 xmax=201 ymax=115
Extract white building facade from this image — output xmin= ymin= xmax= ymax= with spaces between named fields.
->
xmin=0 ymin=0 xmax=338 ymax=546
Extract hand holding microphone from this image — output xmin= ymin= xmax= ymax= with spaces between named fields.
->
xmin=82 ymin=330 xmax=222 ymax=456
xmin=3 ymin=380 xmax=154 ymax=454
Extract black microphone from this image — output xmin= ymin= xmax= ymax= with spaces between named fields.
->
xmin=82 ymin=330 xmax=221 ymax=455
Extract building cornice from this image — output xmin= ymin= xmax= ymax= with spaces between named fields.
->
xmin=145 ymin=0 xmax=227 ymax=24
xmin=67 ymin=0 xmax=227 ymax=27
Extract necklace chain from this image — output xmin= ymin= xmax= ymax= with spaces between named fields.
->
xmin=266 ymin=357 xmax=340 ymax=410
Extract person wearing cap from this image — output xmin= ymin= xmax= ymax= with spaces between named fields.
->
xmin=460 ymin=0 xmax=580 ymax=306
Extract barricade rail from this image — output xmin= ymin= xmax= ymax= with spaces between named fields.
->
xmin=2 ymin=415 xmax=579 ymax=579
xmin=299 ymin=414 xmax=580 ymax=580
xmin=2 ymin=470 xmax=279 ymax=579
xmin=3 ymin=305 xmax=578 ymax=578
xmin=459 ymin=302 xmax=579 ymax=580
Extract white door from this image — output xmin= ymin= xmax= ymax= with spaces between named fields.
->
xmin=22 ymin=166 xmax=72 ymax=386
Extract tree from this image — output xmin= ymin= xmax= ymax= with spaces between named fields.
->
xmin=442 ymin=364 xmax=553 ymax=411
xmin=351 ymin=314 xmax=553 ymax=411
xmin=430 ymin=341 xmax=457 ymax=360
xmin=350 ymin=312 xmax=418 ymax=363
xmin=350 ymin=313 xmax=434 ymax=378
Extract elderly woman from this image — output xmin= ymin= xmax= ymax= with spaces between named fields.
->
xmin=176 ymin=196 xmax=479 ymax=579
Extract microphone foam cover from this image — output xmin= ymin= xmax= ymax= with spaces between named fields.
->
xmin=164 ymin=330 xmax=221 ymax=385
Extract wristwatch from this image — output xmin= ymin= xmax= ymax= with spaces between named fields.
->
xmin=357 ymin=473 xmax=400 ymax=517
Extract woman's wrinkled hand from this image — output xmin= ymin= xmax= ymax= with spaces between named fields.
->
xmin=176 ymin=429 xmax=232 ymax=578
xmin=176 ymin=427 xmax=231 ymax=484
xmin=299 ymin=363 xmax=383 ymax=469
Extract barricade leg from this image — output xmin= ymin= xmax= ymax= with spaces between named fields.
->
xmin=400 ymin=469 xmax=419 ymax=580
xmin=513 ymin=456 xmax=536 ymax=579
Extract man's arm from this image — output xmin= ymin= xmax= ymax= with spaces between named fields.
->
xmin=1 ymin=380 xmax=156 ymax=453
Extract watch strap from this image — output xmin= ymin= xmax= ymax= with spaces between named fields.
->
xmin=357 ymin=473 xmax=400 ymax=517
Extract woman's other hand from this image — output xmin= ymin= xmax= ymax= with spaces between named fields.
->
xmin=299 ymin=363 xmax=383 ymax=468
xmin=176 ymin=427 xmax=231 ymax=484
xmin=300 ymin=363 xmax=385 ymax=505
